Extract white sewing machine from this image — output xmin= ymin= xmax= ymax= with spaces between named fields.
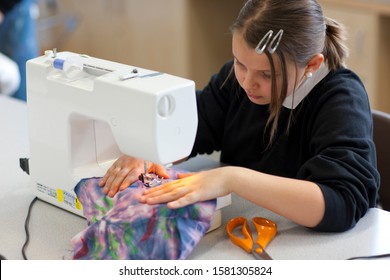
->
xmin=26 ymin=50 xmax=230 ymax=230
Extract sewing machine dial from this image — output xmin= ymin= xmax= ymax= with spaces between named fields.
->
xmin=158 ymin=95 xmax=175 ymax=118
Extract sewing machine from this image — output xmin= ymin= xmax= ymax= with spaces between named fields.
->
xmin=25 ymin=50 xmax=230 ymax=230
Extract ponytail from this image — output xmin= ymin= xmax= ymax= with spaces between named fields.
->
xmin=323 ymin=17 xmax=349 ymax=70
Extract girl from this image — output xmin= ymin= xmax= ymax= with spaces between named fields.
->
xmin=99 ymin=0 xmax=379 ymax=232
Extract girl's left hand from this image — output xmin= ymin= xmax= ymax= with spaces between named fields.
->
xmin=139 ymin=167 xmax=232 ymax=208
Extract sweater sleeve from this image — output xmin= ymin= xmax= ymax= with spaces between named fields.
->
xmin=189 ymin=61 xmax=236 ymax=158
xmin=297 ymin=70 xmax=379 ymax=232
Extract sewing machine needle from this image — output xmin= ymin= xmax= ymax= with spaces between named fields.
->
xmin=144 ymin=160 xmax=148 ymax=174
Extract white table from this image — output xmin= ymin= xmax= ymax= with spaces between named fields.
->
xmin=1 ymin=95 xmax=390 ymax=260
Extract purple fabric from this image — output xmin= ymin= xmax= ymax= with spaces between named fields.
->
xmin=71 ymin=169 xmax=216 ymax=260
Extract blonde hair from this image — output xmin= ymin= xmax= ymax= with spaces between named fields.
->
xmin=230 ymin=0 xmax=348 ymax=144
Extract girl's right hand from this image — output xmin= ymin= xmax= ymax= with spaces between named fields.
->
xmin=98 ymin=155 xmax=170 ymax=197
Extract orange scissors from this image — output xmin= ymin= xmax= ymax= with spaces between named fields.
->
xmin=226 ymin=216 xmax=277 ymax=260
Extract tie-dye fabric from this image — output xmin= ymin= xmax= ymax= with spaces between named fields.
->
xmin=71 ymin=169 xmax=216 ymax=260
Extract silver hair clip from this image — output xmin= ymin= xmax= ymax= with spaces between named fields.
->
xmin=255 ymin=30 xmax=273 ymax=54
xmin=255 ymin=29 xmax=284 ymax=54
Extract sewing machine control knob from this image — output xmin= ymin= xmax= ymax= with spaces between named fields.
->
xmin=158 ymin=95 xmax=175 ymax=118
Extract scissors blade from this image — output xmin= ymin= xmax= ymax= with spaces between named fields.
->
xmin=252 ymin=249 xmax=273 ymax=260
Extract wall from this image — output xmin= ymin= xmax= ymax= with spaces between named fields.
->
xmin=319 ymin=0 xmax=390 ymax=113
xmin=37 ymin=0 xmax=244 ymax=89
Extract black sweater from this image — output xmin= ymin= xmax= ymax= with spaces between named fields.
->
xmin=189 ymin=60 xmax=379 ymax=232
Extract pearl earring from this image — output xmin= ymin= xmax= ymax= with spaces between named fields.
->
xmin=305 ymin=72 xmax=313 ymax=79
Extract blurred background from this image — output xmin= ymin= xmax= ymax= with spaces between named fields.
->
xmin=1 ymin=0 xmax=389 ymax=113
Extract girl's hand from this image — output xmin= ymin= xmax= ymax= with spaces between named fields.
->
xmin=99 ymin=155 xmax=170 ymax=197
xmin=139 ymin=167 xmax=232 ymax=208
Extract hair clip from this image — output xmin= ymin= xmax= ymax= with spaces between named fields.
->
xmin=255 ymin=30 xmax=273 ymax=54
xmin=255 ymin=29 xmax=284 ymax=54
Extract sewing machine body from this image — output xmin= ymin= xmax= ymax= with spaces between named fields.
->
xmin=26 ymin=51 xmax=230 ymax=229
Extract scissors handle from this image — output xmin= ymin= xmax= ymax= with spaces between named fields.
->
xmin=227 ymin=216 xmax=277 ymax=255
xmin=252 ymin=217 xmax=277 ymax=253
xmin=226 ymin=216 xmax=253 ymax=253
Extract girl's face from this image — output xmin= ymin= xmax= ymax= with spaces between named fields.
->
xmin=232 ymin=32 xmax=304 ymax=105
